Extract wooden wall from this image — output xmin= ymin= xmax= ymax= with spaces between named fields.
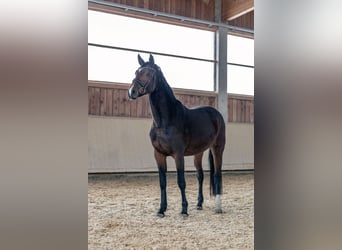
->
xmin=102 ymin=0 xmax=254 ymax=30
xmin=104 ymin=0 xmax=215 ymax=21
xmin=88 ymin=81 xmax=254 ymax=123
xmin=228 ymin=11 xmax=254 ymax=30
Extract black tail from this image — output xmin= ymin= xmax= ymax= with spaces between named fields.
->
xmin=209 ymin=149 xmax=216 ymax=196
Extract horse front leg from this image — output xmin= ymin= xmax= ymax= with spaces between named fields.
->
xmin=175 ymin=154 xmax=188 ymax=217
xmin=154 ymin=150 xmax=167 ymax=217
xmin=194 ymin=152 xmax=204 ymax=210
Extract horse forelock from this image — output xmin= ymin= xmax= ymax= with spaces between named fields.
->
xmin=138 ymin=62 xmax=176 ymax=102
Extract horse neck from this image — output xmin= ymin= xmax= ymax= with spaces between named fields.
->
xmin=149 ymin=76 xmax=179 ymax=128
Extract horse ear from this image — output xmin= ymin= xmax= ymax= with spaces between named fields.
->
xmin=138 ymin=54 xmax=145 ymax=66
xmin=149 ymin=54 xmax=154 ymax=65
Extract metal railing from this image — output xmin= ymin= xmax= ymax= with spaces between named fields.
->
xmin=88 ymin=43 xmax=254 ymax=69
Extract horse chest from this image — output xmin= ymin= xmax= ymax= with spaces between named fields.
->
xmin=150 ymin=127 xmax=178 ymax=155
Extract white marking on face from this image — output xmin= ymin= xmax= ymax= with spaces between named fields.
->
xmin=128 ymin=86 xmax=133 ymax=98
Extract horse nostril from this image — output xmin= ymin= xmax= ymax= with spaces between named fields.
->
xmin=128 ymin=87 xmax=137 ymax=99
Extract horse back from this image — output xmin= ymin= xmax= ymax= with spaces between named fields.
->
xmin=186 ymin=106 xmax=225 ymax=135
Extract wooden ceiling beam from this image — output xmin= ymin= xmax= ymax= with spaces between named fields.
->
xmin=222 ymin=0 xmax=254 ymax=21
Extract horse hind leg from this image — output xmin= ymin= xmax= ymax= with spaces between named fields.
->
xmin=194 ymin=152 xmax=204 ymax=210
xmin=209 ymin=146 xmax=224 ymax=213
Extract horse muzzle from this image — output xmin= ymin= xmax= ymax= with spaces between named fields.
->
xmin=128 ymin=87 xmax=138 ymax=100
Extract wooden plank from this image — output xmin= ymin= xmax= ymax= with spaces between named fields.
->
xmin=245 ymin=100 xmax=250 ymax=123
xmin=176 ymin=94 xmax=183 ymax=106
xmin=177 ymin=0 xmax=187 ymax=16
xmin=130 ymin=98 xmax=137 ymax=117
xmin=132 ymin=0 xmax=138 ymax=8
xmin=106 ymin=88 xmax=113 ymax=116
xmin=118 ymin=89 xmax=128 ymax=116
xmin=88 ymin=81 xmax=130 ymax=89
xmin=203 ymin=96 xmax=209 ymax=106
xmin=232 ymin=99 xmax=237 ymax=122
xmin=190 ymin=95 xmax=196 ymax=108
xmin=228 ymin=93 xmax=254 ymax=101
xmin=208 ymin=0 xmax=215 ymax=21
xmin=211 ymin=96 xmax=217 ymax=107
xmin=99 ymin=88 xmax=106 ymax=115
xmin=94 ymin=88 xmax=101 ymax=116
xmin=119 ymin=89 xmax=125 ymax=116
xmin=136 ymin=97 xmax=143 ymax=117
xmin=171 ymin=0 xmax=176 ymax=14
xmin=184 ymin=0 xmax=190 ymax=16
xmin=90 ymin=87 xmax=95 ymax=115
xmin=160 ymin=0 xmax=165 ymax=12
xmin=222 ymin=0 xmax=254 ymax=21
xmin=165 ymin=0 xmax=171 ymax=13
xmin=228 ymin=11 xmax=254 ymax=30
xmin=200 ymin=0 xmax=205 ymax=20
xmin=147 ymin=96 xmax=152 ymax=118
xmin=250 ymin=100 xmax=254 ymax=123
xmin=242 ymin=99 xmax=246 ymax=122
xmin=142 ymin=95 xmax=150 ymax=118
xmin=143 ymin=0 xmax=149 ymax=9
xmin=228 ymin=98 xmax=233 ymax=122
xmin=190 ymin=0 xmax=196 ymax=18
xmin=235 ymin=99 xmax=240 ymax=122
xmin=113 ymin=88 xmax=119 ymax=116
xmin=126 ymin=0 xmax=133 ymax=7
xmin=202 ymin=0 xmax=213 ymax=21
xmin=199 ymin=96 xmax=206 ymax=106
xmin=207 ymin=96 xmax=212 ymax=107
xmin=249 ymin=100 xmax=253 ymax=123
xmin=139 ymin=96 xmax=146 ymax=117
xmin=125 ymin=91 xmax=131 ymax=117
xmin=136 ymin=0 xmax=144 ymax=8
xmin=184 ymin=95 xmax=191 ymax=108
xmin=175 ymin=0 xmax=180 ymax=15
xmin=153 ymin=0 xmax=161 ymax=11
xmin=238 ymin=99 xmax=243 ymax=122
xmin=88 ymin=87 xmax=92 ymax=115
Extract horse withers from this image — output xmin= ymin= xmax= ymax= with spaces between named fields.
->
xmin=128 ymin=54 xmax=226 ymax=217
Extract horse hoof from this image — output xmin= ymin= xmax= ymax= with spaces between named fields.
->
xmin=196 ymin=205 xmax=203 ymax=210
xmin=181 ymin=212 xmax=188 ymax=217
xmin=215 ymin=209 xmax=223 ymax=214
xmin=157 ymin=212 xmax=165 ymax=218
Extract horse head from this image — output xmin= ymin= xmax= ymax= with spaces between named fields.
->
xmin=128 ymin=54 xmax=160 ymax=100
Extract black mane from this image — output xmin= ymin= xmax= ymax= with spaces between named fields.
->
xmin=147 ymin=63 xmax=178 ymax=104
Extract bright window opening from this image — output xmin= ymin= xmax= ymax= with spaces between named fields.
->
xmin=88 ymin=10 xmax=215 ymax=91
xmin=88 ymin=10 xmax=254 ymax=95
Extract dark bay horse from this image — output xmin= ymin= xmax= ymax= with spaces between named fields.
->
xmin=128 ymin=54 xmax=226 ymax=217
